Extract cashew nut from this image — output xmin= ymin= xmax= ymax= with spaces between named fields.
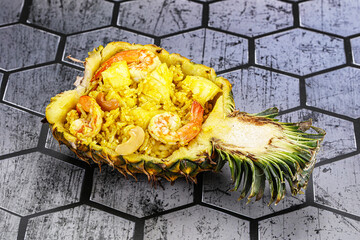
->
xmin=96 ymin=92 xmax=119 ymax=111
xmin=115 ymin=126 xmax=145 ymax=155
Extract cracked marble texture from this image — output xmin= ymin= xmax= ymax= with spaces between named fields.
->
xmin=28 ymin=0 xmax=113 ymax=34
xmin=161 ymin=29 xmax=248 ymax=72
xmin=209 ymin=0 xmax=292 ymax=37
xmin=0 ymin=104 xmax=42 ymax=156
xmin=221 ymin=67 xmax=299 ymax=113
xmin=0 ymin=24 xmax=59 ymax=71
xmin=255 ymin=29 xmax=345 ymax=76
xmin=0 ymin=210 xmax=20 ymax=240
xmin=279 ymin=109 xmax=357 ymax=161
xmin=144 ymin=205 xmax=249 ymax=239
xmin=203 ymin=163 xmax=305 ymax=219
xmin=305 ymin=67 xmax=360 ymax=118
xmin=5 ymin=64 xmax=81 ymax=114
xmin=300 ymin=0 xmax=360 ymax=37
xmin=313 ymin=154 xmax=360 ymax=216
xmin=91 ymin=165 xmax=193 ymax=218
xmin=64 ymin=27 xmax=154 ymax=67
xmin=117 ymin=0 xmax=202 ymax=36
xmin=25 ymin=205 xmax=135 ymax=239
xmin=259 ymin=206 xmax=360 ymax=239
xmin=0 ymin=0 xmax=23 ymax=25
xmin=0 ymin=152 xmax=84 ymax=215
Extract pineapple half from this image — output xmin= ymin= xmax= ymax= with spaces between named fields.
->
xmin=46 ymin=42 xmax=325 ymax=205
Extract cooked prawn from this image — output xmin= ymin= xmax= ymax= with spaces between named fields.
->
xmin=69 ymin=96 xmax=103 ymax=138
xmin=148 ymin=101 xmax=204 ymax=145
xmin=92 ymin=49 xmax=161 ymax=82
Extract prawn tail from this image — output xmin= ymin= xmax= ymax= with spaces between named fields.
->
xmin=178 ymin=101 xmax=204 ymax=145
xmin=190 ymin=100 xmax=204 ymax=123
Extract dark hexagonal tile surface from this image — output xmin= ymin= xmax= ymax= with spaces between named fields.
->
xmin=209 ymin=0 xmax=292 ymax=37
xmin=160 ymin=28 xmax=248 ymax=72
xmin=0 ymin=210 xmax=20 ymax=240
xmin=144 ymin=205 xmax=250 ymax=239
xmin=305 ymin=67 xmax=360 ymax=118
xmin=25 ymin=205 xmax=135 ymax=239
xmin=1 ymin=1 xmax=359 ymax=239
xmin=313 ymin=154 xmax=360 ymax=217
xmin=255 ymin=29 xmax=345 ymax=76
xmin=259 ymin=206 xmax=360 ymax=239
xmin=202 ymin=163 xmax=305 ymax=219
xmin=91 ymin=165 xmax=193 ymax=218
xmin=0 ymin=104 xmax=42 ymax=156
xmin=300 ymin=0 xmax=360 ymax=37
xmin=279 ymin=109 xmax=357 ymax=162
xmin=0 ymin=152 xmax=84 ymax=216
xmin=0 ymin=24 xmax=59 ymax=71
xmin=64 ymin=27 xmax=154 ymax=68
xmin=4 ymin=64 xmax=81 ymax=114
xmin=351 ymin=36 xmax=360 ymax=66
xmin=221 ymin=67 xmax=300 ymax=113
xmin=27 ymin=0 xmax=113 ymax=34
xmin=0 ymin=0 xmax=24 ymax=26
xmin=117 ymin=0 xmax=202 ymax=36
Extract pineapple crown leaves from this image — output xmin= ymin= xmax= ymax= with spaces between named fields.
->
xmin=212 ymin=107 xmax=325 ymax=206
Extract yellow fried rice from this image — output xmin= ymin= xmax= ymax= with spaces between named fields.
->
xmin=64 ymin=63 xmax=213 ymax=158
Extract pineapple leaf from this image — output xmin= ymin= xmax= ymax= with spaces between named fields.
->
xmin=233 ymin=156 xmax=244 ymax=191
xmin=238 ymin=160 xmax=252 ymax=200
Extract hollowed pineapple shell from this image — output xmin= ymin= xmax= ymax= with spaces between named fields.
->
xmin=46 ymin=42 xmax=325 ymax=205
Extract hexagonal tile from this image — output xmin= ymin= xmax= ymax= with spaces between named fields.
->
xmin=0 ymin=0 xmax=23 ymax=26
xmin=0 ymin=24 xmax=59 ymax=71
xmin=209 ymin=0 xmax=292 ymax=37
xmin=0 ymin=209 xmax=20 ymax=240
xmin=27 ymin=0 xmax=113 ymax=34
xmin=117 ymin=0 xmax=202 ymax=36
xmin=45 ymin=129 xmax=78 ymax=159
xmin=4 ymin=64 xmax=81 ymax=114
xmin=255 ymin=29 xmax=345 ymax=76
xmin=279 ymin=109 xmax=357 ymax=162
xmin=160 ymin=28 xmax=248 ymax=72
xmin=300 ymin=0 xmax=360 ymax=37
xmin=259 ymin=206 xmax=360 ymax=239
xmin=0 ymin=104 xmax=42 ymax=156
xmin=25 ymin=205 xmax=134 ymax=239
xmin=64 ymin=27 xmax=154 ymax=68
xmin=0 ymin=152 xmax=84 ymax=215
xmin=91 ymin=165 xmax=193 ymax=218
xmin=313 ymin=154 xmax=360 ymax=216
xmin=202 ymin=163 xmax=305 ymax=219
xmin=221 ymin=67 xmax=300 ymax=113
xmin=305 ymin=67 xmax=360 ymax=119
xmin=144 ymin=205 xmax=249 ymax=239
xmin=351 ymin=36 xmax=360 ymax=66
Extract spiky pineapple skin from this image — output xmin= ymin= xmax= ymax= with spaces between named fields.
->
xmin=51 ymin=122 xmax=221 ymax=182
